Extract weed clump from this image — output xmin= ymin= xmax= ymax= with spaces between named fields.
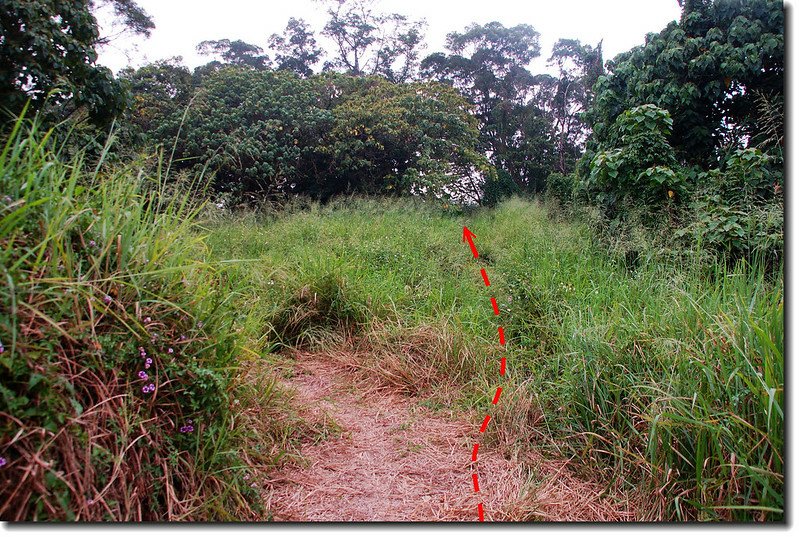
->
xmin=0 ymin=115 xmax=265 ymax=520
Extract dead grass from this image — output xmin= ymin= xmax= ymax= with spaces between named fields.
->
xmin=261 ymin=351 xmax=633 ymax=522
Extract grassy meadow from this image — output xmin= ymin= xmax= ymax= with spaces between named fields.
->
xmin=1 ymin=121 xmax=783 ymax=521
xmin=204 ymin=196 xmax=783 ymax=521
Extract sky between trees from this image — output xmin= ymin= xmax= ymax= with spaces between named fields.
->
xmin=94 ymin=0 xmax=683 ymax=75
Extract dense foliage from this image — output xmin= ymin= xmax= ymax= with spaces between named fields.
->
xmin=0 ymin=116 xmax=270 ymax=520
xmin=0 ymin=0 xmax=153 ymax=124
xmin=421 ymin=23 xmax=600 ymax=195
xmin=557 ymin=0 xmax=785 ymax=267
xmin=587 ymin=0 xmax=784 ymax=165
xmin=0 ymin=0 xmax=784 ymax=522
xmin=122 ymin=67 xmax=489 ymax=202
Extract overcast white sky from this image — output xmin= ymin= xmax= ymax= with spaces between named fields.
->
xmin=96 ymin=0 xmax=683 ymax=75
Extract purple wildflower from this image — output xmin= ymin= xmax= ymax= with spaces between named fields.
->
xmin=88 ymin=240 xmax=97 ymax=248
xmin=179 ymin=424 xmax=194 ymax=434
xmin=196 ymin=321 xmax=203 ymax=329
xmin=103 ymin=295 xmax=112 ymax=304
xmin=143 ymin=317 xmax=151 ymax=324
xmin=179 ymin=335 xmax=187 ymax=341
xmin=167 ymin=348 xmax=174 ymax=354
xmin=0 ymin=343 xmax=4 ymax=354
xmin=0 ymin=456 xmax=7 ymax=467
xmin=142 ymin=383 xmax=155 ymax=394
xmin=144 ymin=358 xmax=153 ymax=369
xmin=138 ymin=371 xmax=148 ymax=380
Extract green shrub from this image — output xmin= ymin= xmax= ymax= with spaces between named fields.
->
xmin=544 ymin=172 xmax=577 ymax=205
xmin=585 ymin=104 xmax=684 ymax=214
xmin=675 ymin=148 xmax=783 ymax=264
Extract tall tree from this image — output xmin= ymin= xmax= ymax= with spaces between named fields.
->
xmin=586 ymin=0 xmax=784 ymax=166
xmin=196 ymin=39 xmax=270 ymax=70
xmin=422 ymin=22 xmax=556 ymax=193
xmin=320 ymin=0 xmax=426 ymax=82
xmin=269 ymin=18 xmax=324 ymax=77
xmin=546 ymin=38 xmax=603 ymax=173
xmin=93 ymin=0 xmax=155 ymax=45
xmin=0 ymin=0 xmax=153 ymax=123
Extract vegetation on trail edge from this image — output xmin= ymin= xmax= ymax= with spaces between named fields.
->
xmin=0 ymin=119 xmax=782 ymax=520
xmin=204 ymin=196 xmax=783 ymax=521
xmin=0 ymin=116 xmax=282 ymax=520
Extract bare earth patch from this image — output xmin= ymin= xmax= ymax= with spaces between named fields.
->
xmin=262 ymin=351 xmax=632 ymax=522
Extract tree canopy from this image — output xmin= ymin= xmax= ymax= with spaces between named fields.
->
xmin=126 ymin=66 xmax=489 ymax=203
xmin=0 ymin=0 xmax=153 ymax=123
xmin=587 ymin=0 xmax=784 ymax=166
xmin=320 ymin=0 xmax=426 ymax=82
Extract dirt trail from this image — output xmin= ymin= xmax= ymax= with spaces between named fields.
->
xmin=262 ymin=352 xmax=631 ymax=522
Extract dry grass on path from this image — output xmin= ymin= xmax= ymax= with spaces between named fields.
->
xmin=262 ymin=351 xmax=633 ymax=522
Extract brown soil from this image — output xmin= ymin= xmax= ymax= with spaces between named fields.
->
xmin=262 ymin=351 xmax=633 ymax=522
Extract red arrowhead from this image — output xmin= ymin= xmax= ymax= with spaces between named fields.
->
xmin=462 ymin=226 xmax=478 ymax=258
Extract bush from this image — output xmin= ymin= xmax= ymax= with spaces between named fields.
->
xmin=544 ymin=172 xmax=577 ymax=205
xmin=585 ymin=105 xmax=684 ymax=214
xmin=0 ymin=115 xmax=263 ymax=520
xmin=675 ymin=148 xmax=783 ymax=264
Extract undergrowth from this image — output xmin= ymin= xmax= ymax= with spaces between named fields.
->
xmin=204 ymin=196 xmax=783 ymax=522
xmin=0 ymin=114 xmax=285 ymax=520
xmin=0 ymin=113 xmax=782 ymax=521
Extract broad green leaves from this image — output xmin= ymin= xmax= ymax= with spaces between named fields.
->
xmin=586 ymin=0 xmax=784 ymax=165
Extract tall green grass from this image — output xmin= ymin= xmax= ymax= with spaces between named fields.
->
xmin=205 ymin=196 xmax=783 ymax=521
xmin=485 ymin=199 xmax=783 ymax=521
xmin=0 ymin=114 xmax=274 ymax=520
xmin=0 ymin=112 xmax=781 ymax=521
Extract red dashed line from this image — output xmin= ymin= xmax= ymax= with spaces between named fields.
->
xmin=462 ymin=227 xmax=508 ymax=522
xmin=479 ymin=414 xmax=491 ymax=433
xmin=492 ymin=387 xmax=503 ymax=405
xmin=480 ymin=268 xmax=491 ymax=286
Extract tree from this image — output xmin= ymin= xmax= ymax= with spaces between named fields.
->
xmin=320 ymin=0 xmax=426 ymax=82
xmin=118 ymin=57 xmax=195 ymax=142
xmin=586 ymin=0 xmax=784 ymax=166
xmin=196 ymin=39 xmax=270 ymax=70
xmin=421 ymin=22 xmax=556 ymax=193
xmin=0 ymin=0 xmax=153 ymax=124
xmin=546 ymin=38 xmax=603 ymax=174
xmin=312 ymin=76 xmax=491 ymax=201
xmin=93 ymin=0 xmax=155 ymax=45
xmin=269 ymin=18 xmax=323 ymax=77
xmin=134 ymin=66 xmax=490 ymax=203
xmin=586 ymin=104 xmax=682 ymax=214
